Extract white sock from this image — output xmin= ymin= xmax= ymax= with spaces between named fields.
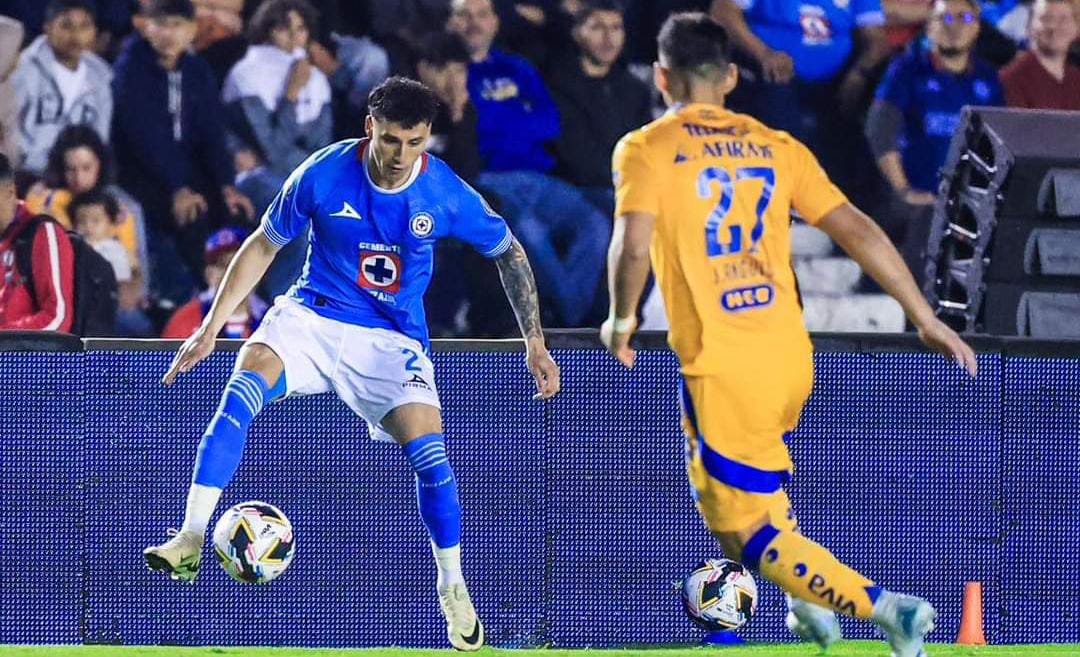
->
xmin=180 ymin=483 xmax=223 ymax=538
xmin=432 ymin=542 xmax=465 ymax=589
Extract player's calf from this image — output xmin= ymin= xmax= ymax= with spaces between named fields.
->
xmin=730 ymin=521 xmax=882 ymax=619
xmin=147 ymin=368 xmax=284 ymax=579
xmin=402 ymin=432 xmax=464 ymax=587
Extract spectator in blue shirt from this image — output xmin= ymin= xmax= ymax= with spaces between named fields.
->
xmin=711 ymin=0 xmax=892 ymax=200
xmin=865 ymin=0 xmax=1003 ymax=284
xmin=867 ymin=0 xmax=1003 ymax=200
xmin=448 ymin=0 xmax=610 ymax=327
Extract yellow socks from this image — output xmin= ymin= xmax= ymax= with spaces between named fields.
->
xmin=743 ymin=524 xmax=882 ymax=618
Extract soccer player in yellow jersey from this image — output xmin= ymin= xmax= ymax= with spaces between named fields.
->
xmin=602 ymin=12 xmax=977 ymax=657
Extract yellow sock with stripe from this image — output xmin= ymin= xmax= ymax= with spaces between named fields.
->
xmin=742 ymin=524 xmax=882 ymax=618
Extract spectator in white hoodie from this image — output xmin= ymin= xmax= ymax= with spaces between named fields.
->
xmin=221 ymin=0 xmax=333 ymax=300
xmin=13 ymin=0 xmax=113 ymax=175
xmin=222 ymin=0 xmax=332 ymax=180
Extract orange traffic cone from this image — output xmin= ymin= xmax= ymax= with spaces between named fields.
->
xmin=956 ymin=581 xmax=987 ymax=645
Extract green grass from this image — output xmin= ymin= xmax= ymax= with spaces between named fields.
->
xmin=1 ymin=643 xmax=1076 ymax=657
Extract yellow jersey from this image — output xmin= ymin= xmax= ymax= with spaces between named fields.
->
xmin=613 ymin=103 xmax=847 ymax=376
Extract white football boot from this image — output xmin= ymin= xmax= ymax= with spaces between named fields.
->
xmin=438 ymin=583 xmax=485 ymax=651
xmin=786 ymin=595 xmax=842 ymax=649
xmin=872 ymin=591 xmax=938 ymax=657
xmin=143 ymin=529 xmax=203 ymax=583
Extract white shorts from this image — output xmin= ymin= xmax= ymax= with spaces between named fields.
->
xmin=247 ymin=296 xmax=440 ymax=442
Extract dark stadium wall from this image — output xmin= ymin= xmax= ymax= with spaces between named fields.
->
xmin=0 ymin=334 xmax=1076 ymax=647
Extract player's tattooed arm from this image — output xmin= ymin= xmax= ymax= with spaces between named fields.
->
xmin=495 ymin=237 xmax=543 ymax=341
xmin=496 ymin=237 xmax=561 ymax=399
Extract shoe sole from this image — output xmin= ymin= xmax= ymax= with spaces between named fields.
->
xmin=449 ymin=619 xmax=484 ymax=652
xmin=144 ymin=551 xmax=198 ymax=583
xmin=144 ymin=552 xmax=173 ymax=573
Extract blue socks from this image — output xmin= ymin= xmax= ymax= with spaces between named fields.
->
xmin=192 ymin=370 xmax=283 ymax=488
xmin=403 ymin=433 xmax=462 ymax=549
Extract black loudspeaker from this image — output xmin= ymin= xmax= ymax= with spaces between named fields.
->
xmin=924 ymin=107 xmax=1080 ymax=337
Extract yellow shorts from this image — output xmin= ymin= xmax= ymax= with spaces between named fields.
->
xmin=681 ymin=356 xmax=813 ymax=533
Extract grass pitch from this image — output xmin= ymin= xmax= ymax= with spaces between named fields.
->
xmin=1 ymin=643 xmax=1075 ymax=657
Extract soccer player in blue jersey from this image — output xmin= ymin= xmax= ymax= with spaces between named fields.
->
xmin=143 ymin=77 xmax=561 ymax=652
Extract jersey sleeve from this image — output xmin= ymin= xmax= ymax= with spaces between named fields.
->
xmin=448 ymin=177 xmax=513 ymax=258
xmin=790 ymin=140 xmax=848 ymax=225
xmin=874 ymin=56 xmax=912 ymax=111
xmin=260 ymin=163 xmax=314 ymax=246
xmin=613 ymin=130 xmax=661 ymax=217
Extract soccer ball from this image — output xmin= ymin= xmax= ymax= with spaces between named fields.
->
xmin=680 ymin=558 xmax=758 ymax=631
xmin=212 ymin=501 xmax=296 ymax=584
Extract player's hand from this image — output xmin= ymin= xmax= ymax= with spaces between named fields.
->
xmin=758 ymin=48 xmax=795 ymax=84
xmin=600 ymin=317 xmax=637 ymax=368
xmin=526 ymin=339 xmax=561 ymax=400
xmin=163 ymin=327 xmax=217 ymax=385
xmin=916 ymin=317 xmax=977 ymax=377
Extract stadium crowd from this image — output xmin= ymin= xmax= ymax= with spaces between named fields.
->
xmin=0 ymin=0 xmax=1077 ymax=337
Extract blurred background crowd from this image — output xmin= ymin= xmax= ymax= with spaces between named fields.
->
xmin=0 ymin=0 xmax=1076 ymax=338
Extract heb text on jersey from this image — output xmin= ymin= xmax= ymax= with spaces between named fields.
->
xmin=721 ymin=284 xmax=775 ymax=312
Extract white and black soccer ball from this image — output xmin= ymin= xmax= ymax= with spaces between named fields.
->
xmin=680 ymin=558 xmax=758 ymax=631
xmin=212 ymin=501 xmax=295 ymax=584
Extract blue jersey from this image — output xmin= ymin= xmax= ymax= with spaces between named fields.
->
xmin=875 ymin=45 xmax=1004 ymax=192
xmin=735 ymin=0 xmax=885 ymax=81
xmin=260 ymin=139 xmax=512 ymax=347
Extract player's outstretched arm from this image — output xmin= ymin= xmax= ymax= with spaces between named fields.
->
xmin=816 ymin=202 xmax=978 ymax=377
xmin=494 ymin=237 xmax=561 ymax=400
xmin=162 ymin=232 xmax=281 ymax=385
xmin=601 ymin=211 xmax=656 ymax=369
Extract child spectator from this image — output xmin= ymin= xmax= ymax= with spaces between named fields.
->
xmin=69 ymin=189 xmax=130 ymax=284
xmin=13 ymin=0 xmax=113 ymax=174
xmin=161 ymin=226 xmax=267 ymax=338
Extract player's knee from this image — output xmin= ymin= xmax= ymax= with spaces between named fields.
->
xmin=714 ymin=513 xmax=772 ymax=562
xmin=384 ymin=403 xmax=443 ymax=445
xmin=237 ymin=343 xmax=285 ymax=390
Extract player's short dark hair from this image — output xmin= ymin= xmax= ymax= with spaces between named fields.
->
xmin=0 ymin=153 xmax=13 ymax=184
xmin=247 ymin=0 xmax=320 ymax=45
xmin=69 ymin=188 xmax=121 ymax=225
xmin=144 ymin=0 xmax=195 ymax=20
xmin=45 ymin=0 xmax=97 ymax=23
xmin=573 ymin=0 xmax=624 ymax=27
xmin=45 ymin=124 xmax=114 ymax=190
xmin=367 ymin=77 xmax=441 ymax=128
xmin=417 ymin=31 xmax=470 ymax=68
xmin=657 ymin=12 xmax=732 ymax=75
